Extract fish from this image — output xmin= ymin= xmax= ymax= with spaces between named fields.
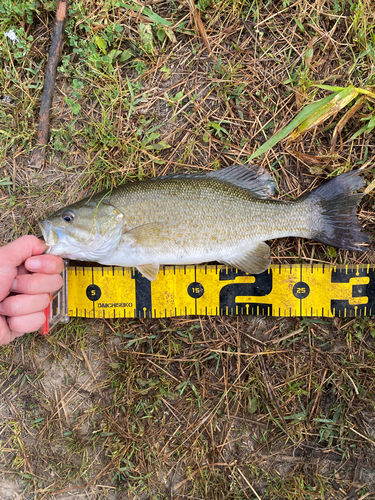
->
xmin=39 ymin=165 xmax=370 ymax=281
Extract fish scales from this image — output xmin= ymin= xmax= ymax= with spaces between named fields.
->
xmin=39 ymin=165 xmax=369 ymax=281
xmin=106 ymin=177 xmax=311 ymax=244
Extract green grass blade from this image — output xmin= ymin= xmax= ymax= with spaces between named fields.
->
xmin=357 ymin=87 xmax=375 ymax=98
xmin=119 ymin=1 xmax=172 ymax=26
xmin=314 ymin=84 xmax=346 ymax=92
xmin=288 ymin=86 xmax=358 ymax=141
xmin=349 ymin=123 xmax=369 ymax=141
xmin=248 ymin=93 xmax=337 ymax=160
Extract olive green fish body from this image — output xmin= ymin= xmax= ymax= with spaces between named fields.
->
xmin=39 ymin=165 xmax=369 ymax=281
xmin=102 ymin=177 xmax=309 ymax=264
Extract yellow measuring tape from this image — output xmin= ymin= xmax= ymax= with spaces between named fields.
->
xmin=42 ymin=263 xmax=374 ymax=333
xmin=70 ymin=263 xmax=374 ymax=318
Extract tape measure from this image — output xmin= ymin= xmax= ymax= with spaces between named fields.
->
xmin=40 ymin=262 xmax=375 ymax=334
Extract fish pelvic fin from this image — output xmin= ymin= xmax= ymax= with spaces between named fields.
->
xmin=220 ymin=242 xmax=271 ymax=275
xmin=306 ymin=170 xmax=370 ymax=252
xmin=137 ymin=263 xmax=160 ymax=281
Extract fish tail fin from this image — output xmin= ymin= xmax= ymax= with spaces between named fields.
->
xmin=306 ymin=170 xmax=370 ymax=251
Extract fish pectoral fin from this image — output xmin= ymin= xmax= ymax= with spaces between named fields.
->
xmin=220 ymin=242 xmax=271 ymax=275
xmin=136 ymin=263 xmax=160 ymax=281
xmin=125 ymin=222 xmax=164 ymax=247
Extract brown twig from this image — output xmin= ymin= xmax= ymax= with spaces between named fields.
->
xmin=29 ymin=0 xmax=68 ymax=168
xmin=186 ymin=0 xmax=212 ymax=55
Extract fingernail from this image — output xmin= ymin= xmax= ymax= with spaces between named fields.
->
xmin=0 ymin=302 xmax=3 ymax=314
xmin=10 ymin=279 xmax=18 ymax=291
xmin=27 ymin=258 xmax=41 ymax=271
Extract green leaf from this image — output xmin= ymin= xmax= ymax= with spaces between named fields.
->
xmin=93 ymin=35 xmax=107 ymax=54
xmin=160 ymin=26 xmax=177 ymax=43
xmin=0 ymin=177 xmax=12 ymax=186
xmin=173 ymin=91 xmax=184 ymax=101
xmin=368 ymin=115 xmax=375 ymax=128
xmin=107 ymin=49 xmax=122 ymax=61
xmin=64 ymin=97 xmax=81 ymax=115
xmin=248 ymin=397 xmax=258 ymax=414
xmin=209 ymin=121 xmax=221 ymax=131
xmin=71 ymin=102 xmax=81 ymax=114
xmin=293 ymin=15 xmax=305 ymax=32
xmin=326 ymin=246 xmax=337 ymax=258
xmin=153 ymin=141 xmax=170 ymax=150
xmin=156 ymin=28 xmax=166 ymax=43
xmin=197 ymin=0 xmax=211 ymax=10
xmin=139 ymin=22 xmax=154 ymax=55
xmin=120 ymin=49 xmax=133 ymax=62
xmin=304 ymin=46 xmax=313 ymax=66
xmin=72 ymin=79 xmax=83 ymax=91
xmin=142 ymin=131 xmax=160 ymax=145
xmin=160 ymin=64 xmax=171 ymax=79
xmin=357 ymin=45 xmax=375 ymax=60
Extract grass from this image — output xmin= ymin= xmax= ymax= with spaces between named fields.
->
xmin=1 ymin=0 xmax=375 ymax=498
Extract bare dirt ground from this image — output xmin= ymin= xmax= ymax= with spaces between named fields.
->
xmin=1 ymin=0 xmax=375 ymax=498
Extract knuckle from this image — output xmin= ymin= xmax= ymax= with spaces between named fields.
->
xmin=7 ymin=316 xmax=22 ymax=333
xmin=20 ymin=235 xmax=38 ymax=247
xmin=7 ymin=297 xmax=20 ymax=316
xmin=40 ymin=255 xmax=63 ymax=273
xmin=55 ymin=274 xmax=63 ymax=288
xmin=51 ymin=258 xmax=64 ymax=274
xmin=49 ymin=275 xmax=62 ymax=292
xmin=8 ymin=313 xmax=44 ymax=334
xmin=41 ymin=294 xmax=50 ymax=309
xmin=0 ymin=317 xmax=10 ymax=344
xmin=26 ymin=277 xmax=38 ymax=294
xmin=56 ymin=258 xmax=65 ymax=272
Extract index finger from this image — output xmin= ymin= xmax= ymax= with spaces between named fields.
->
xmin=25 ymin=254 xmax=64 ymax=274
xmin=0 ymin=235 xmax=47 ymax=302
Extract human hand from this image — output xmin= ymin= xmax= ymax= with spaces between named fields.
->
xmin=0 ymin=235 xmax=64 ymax=345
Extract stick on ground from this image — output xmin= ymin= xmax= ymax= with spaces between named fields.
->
xmin=29 ymin=0 xmax=68 ymax=169
xmin=186 ymin=0 xmax=212 ymax=55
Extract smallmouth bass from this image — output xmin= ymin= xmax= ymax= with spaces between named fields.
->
xmin=39 ymin=165 xmax=370 ymax=281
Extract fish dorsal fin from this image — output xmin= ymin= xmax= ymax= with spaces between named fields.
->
xmin=220 ymin=242 xmax=271 ymax=275
xmin=153 ymin=165 xmax=275 ymax=199
xmin=136 ymin=263 xmax=160 ymax=281
xmin=208 ymin=165 xmax=275 ymax=199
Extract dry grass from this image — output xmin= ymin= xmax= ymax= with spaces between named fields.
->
xmin=1 ymin=0 xmax=375 ymax=498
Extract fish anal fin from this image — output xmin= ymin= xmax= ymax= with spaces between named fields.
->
xmin=220 ymin=242 xmax=271 ymax=275
xmin=136 ymin=263 xmax=160 ymax=281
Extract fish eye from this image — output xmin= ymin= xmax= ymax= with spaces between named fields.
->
xmin=62 ymin=210 xmax=75 ymax=223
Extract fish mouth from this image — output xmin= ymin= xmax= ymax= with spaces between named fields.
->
xmin=39 ymin=221 xmax=60 ymax=252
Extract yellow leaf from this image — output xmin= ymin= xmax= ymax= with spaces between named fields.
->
xmin=288 ymin=86 xmax=358 ymax=143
